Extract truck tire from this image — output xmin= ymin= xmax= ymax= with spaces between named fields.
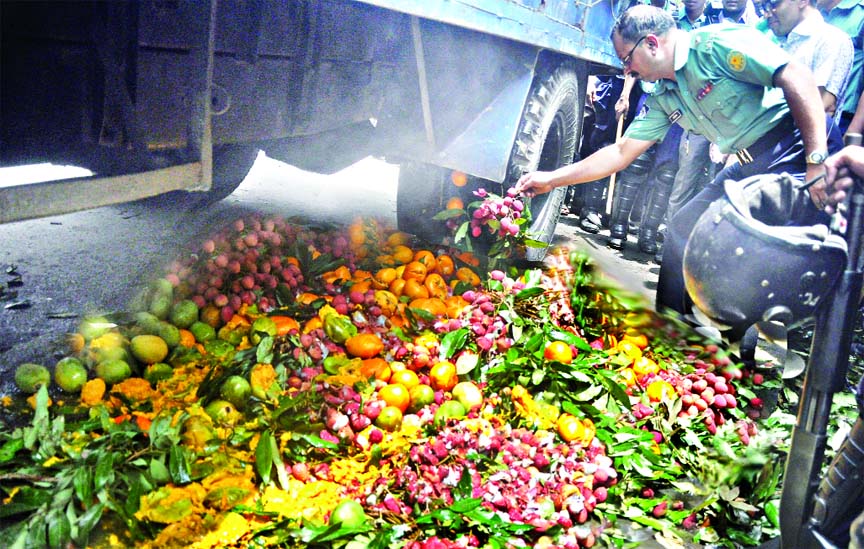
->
xmin=204 ymin=144 xmax=261 ymax=203
xmin=396 ymin=162 xmax=449 ymax=243
xmin=508 ymin=62 xmax=582 ymax=261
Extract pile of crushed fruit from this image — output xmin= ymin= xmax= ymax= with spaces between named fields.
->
xmin=1 ymin=215 xmax=793 ymax=548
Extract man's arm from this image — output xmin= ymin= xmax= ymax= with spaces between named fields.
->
xmin=820 ymin=88 xmax=837 ymax=117
xmin=773 ymin=60 xmax=831 ymax=206
xmin=516 ymin=136 xmax=655 ymax=196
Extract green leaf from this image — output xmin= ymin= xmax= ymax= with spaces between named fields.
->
xmin=149 ymin=457 xmax=170 ymax=485
xmin=515 ymin=287 xmax=544 ymax=300
xmin=531 ymin=369 xmax=546 ymax=385
xmin=94 ymin=452 xmax=115 ymax=491
xmin=73 ymin=467 xmax=93 ymax=505
xmin=0 ymin=486 xmax=52 ymax=518
xmin=256 ymin=336 xmax=275 ymax=364
xmin=432 ymin=208 xmax=465 ymax=221
xmin=407 ymin=307 xmax=436 ymax=323
xmin=168 ymin=444 xmax=192 ymax=485
xmin=523 ymin=238 xmax=548 ymax=248
xmin=440 ymin=329 xmax=469 ymax=359
xmin=450 ymin=497 xmax=483 ymax=513
xmin=73 ymin=502 xmax=104 ymax=547
xmin=549 ymin=329 xmax=591 ymax=351
xmin=256 ymin=430 xmax=274 ymax=485
xmin=47 ymin=509 xmax=72 ymax=549
xmin=0 ymin=437 xmax=24 ymax=463
xmin=454 ymin=222 xmax=469 ymax=244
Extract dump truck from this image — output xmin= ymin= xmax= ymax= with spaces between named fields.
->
xmin=1 ymin=0 xmax=622 ymax=260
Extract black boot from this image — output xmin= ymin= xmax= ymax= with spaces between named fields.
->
xmin=579 ymin=179 xmax=606 ymax=234
xmin=638 ymin=164 xmax=675 ymax=255
xmin=608 ymin=150 xmax=654 ymax=250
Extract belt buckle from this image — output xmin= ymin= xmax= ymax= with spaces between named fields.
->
xmin=736 ymin=148 xmax=753 ymax=165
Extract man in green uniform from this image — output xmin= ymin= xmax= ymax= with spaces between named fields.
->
xmin=516 ymin=4 xmax=841 ymax=326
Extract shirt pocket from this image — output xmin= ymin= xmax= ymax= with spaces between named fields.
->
xmin=705 ymin=80 xmax=744 ymax=125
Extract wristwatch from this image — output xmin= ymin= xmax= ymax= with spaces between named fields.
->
xmin=806 ymin=150 xmax=828 ymax=165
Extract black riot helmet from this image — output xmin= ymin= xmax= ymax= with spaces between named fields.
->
xmin=683 ymin=173 xmax=847 ymax=330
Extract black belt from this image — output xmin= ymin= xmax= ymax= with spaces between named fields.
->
xmin=734 ymin=115 xmax=796 ymax=165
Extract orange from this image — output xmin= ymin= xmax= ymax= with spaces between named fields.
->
xmin=410 ymin=298 xmax=447 ymax=318
xmin=413 ymin=333 xmax=439 ymax=350
xmin=413 ymin=250 xmax=438 ymax=273
xmin=557 ymin=414 xmax=584 ymax=443
xmin=457 ymin=252 xmax=481 ymax=267
xmin=633 ymin=356 xmax=660 ymax=378
xmin=424 ymin=273 xmax=448 ymax=299
xmin=351 ymin=280 xmax=371 ymax=294
xmin=348 ymin=224 xmax=366 ymax=246
xmin=298 ymin=292 xmax=321 ymax=305
xmin=66 ymin=333 xmax=86 ymax=354
xmin=201 ymin=305 xmax=222 ymax=328
xmin=374 ymin=290 xmax=399 ymax=316
xmin=374 ymin=267 xmax=398 ymax=289
xmin=446 ymin=197 xmax=464 ymax=210
xmin=389 ymin=369 xmax=420 ymax=389
xmin=621 ymin=330 xmax=649 ymax=350
xmin=388 ymin=278 xmax=407 ymax=297
xmin=271 ymin=315 xmax=300 ymax=336
xmin=379 ymin=383 xmax=411 ymax=412
xmin=615 ymin=340 xmax=643 ymax=362
xmin=456 ymin=267 xmax=481 ymax=287
xmin=544 ymin=341 xmax=574 ymax=364
xmin=451 ymin=171 xmax=468 ymax=187
xmin=436 ymin=255 xmax=455 ymax=278
xmin=376 ymin=405 xmax=403 ymax=431
xmin=303 ymin=316 xmax=323 ymax=333
xmin=387 ymin=231 xmax=412 ymax=247
xmin=408 ymin=384 xmax=436 ymax=413
xmin=646 ymin=379 xmax=676 ymax=402
xmin=445 ymin=296 xmax=469 ymax=319
xmin=360 ymin=357 xmax=391 ymax=382
xmin=618 ymin=367 xmax=637 ymax=387
xmin=345 ymin=333 xmax=385 ymax=359
xmin=402 ymin=261 xmax=428 ymax=282
xmin=391 ymin=245 xmax=414 ymax=265
xmin=178 ymin=329 xmax=197 ymax=349
xmin=429 ymin=361 xmax=458 ymax=392
xmin=402 ymin=279 xmax=430 ymax=300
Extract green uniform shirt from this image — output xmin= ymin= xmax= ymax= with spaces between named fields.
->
xmin=822 ymin=0 xmax=864 ymax=115
xmin=625 ymin=25 xmax=791 ymax=154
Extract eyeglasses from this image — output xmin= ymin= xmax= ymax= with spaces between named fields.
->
xmin=763 ymin=0 xmax=784 ymax=12
xmin=621 ymin=36 xmax=647 ymax=67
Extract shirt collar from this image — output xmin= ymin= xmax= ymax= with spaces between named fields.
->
xmin=784 ymin=10 xmax=825 ymax=40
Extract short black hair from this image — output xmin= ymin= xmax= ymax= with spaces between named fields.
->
xmin=611 ymin=5 xmax=677 ymax=43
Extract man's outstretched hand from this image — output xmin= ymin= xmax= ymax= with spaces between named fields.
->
xmin=823 ymin=146 xmax=864 ymax=214
xmin=516 ymin=171 xmax=557 ymax=197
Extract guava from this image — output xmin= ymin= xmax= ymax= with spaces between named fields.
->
xmin=329 ymin=499 xmax=368 ymax=528
xmin=54 ymin=357 xmax=88 ymax=393
xmin=433 ymin=400 xmax=466 ymax=428
xmin=15 ymin=363 xmax=51 ymax=393
xmin=169 ymin=300 xmax=199 ymax=328
xmin=95 ymin=359 xmax=132 ymax=385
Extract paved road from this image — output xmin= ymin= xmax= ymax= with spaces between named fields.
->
xmin=0 ymin=154 xmax=657 ymax=396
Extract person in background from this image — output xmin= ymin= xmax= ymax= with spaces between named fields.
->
xmin=817 ymin=0 xmax=864 ymax=135
xmin=665 ymin=0 xmax=720 ymax=243
xmin=720 ymin=0 xmax=763 ymax=22
xmin=516 ymin=5 xmax=840 ymax=330
xmin=763 ymin=0 xmax=853 ymax=124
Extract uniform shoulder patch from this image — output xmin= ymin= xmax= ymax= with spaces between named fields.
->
xmin=727 ymin=51 xmax=746 ymax=72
